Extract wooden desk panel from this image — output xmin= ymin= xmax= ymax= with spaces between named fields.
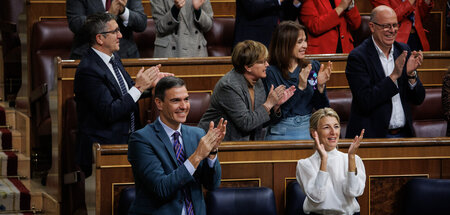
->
xmin=94 ymin=138 xmax=450 ymax=215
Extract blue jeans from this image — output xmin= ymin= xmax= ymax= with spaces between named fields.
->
xmin=265 ymin=115 xmax=311 ymax=140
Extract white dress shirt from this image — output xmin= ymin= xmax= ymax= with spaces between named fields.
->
xmin=296 ymin=149 xmax=366 ymax=215
xmin=372 ymin=36 xmax=408 ymax=129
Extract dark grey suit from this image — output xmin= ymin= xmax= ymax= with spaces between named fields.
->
xmin=66 ymin=0 xmax=147 ymax=59
xmin=198 ymin=69 xmax=272 ymax=141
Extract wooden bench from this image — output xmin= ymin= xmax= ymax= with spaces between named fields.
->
xmin=47 ymin=53 xmax=450 ymax=214
xmin=95 ymin=138 xmax=450 ymax=215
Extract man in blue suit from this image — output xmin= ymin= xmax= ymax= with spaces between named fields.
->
xmin=74 ymin=13 xmax=170 ymax=177
xmin=128 ymin=76 xmax=227 ymax=215
xmin=345 ymin=5 xmax=425 ymax=138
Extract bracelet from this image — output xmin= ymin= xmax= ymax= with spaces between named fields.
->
xmin=209 ymin=149 xmax=218 ymax=155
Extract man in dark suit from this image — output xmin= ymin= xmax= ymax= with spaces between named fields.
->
xmin=67 ymin=0 xmax=147 ymax=59
xmin=128 ymin=76 xmax=227 ymax=215
xmin=345 ymin=5 xmax=425 ymax=138
xmin=233 ymin=0 xmax=301 ymax=48
xmin=74 ymin=13 xmax=170 ymax=177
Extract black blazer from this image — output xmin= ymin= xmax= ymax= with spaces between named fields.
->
xmin=74 ymin=48 xmax=140 ymax=176
xmin=233 ymin=0 xmax=300 ymax=47
xmin=345 ymin=38 xmax=425 ymax=138
xmin=66 ymin=0 xmax=147 ymax=59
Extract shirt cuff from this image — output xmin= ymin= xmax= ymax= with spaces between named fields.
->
xmin=120 ymin=7 xmax=130 ymax=26
xmin=315 ymin=170 xmax=329 ymax=187
xmin=278 ymin=0 xmax=282 ymax=5
xmin=185 ymin=159 xmax=196 ymax=176
xmin=207 ymin=155 xmax=218 ymax=167
xmin=294 ymin=2 xmax=301 ymax=7
xmin=129 ymin=86 xmax=142 ymax=102
xmin=347 ymin=171 xmax=358 ymax=186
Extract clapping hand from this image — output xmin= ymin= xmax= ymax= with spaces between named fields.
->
xmin=317 ymin=61 xmax=332 ymax=93
xmin=390 ymin=51 xmax=407 ymax=82
xmin=174 ymin=0 xmax=185 ymax=9
xmin=192 ymin=0 xmax=205 ymax=10
xmin=298 ymin=64 xmax=311 ymax=90
xmin=406 ymin=50 xmax=423 ymax=75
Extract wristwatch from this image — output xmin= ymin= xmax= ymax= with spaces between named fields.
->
xmin=408 ymin=71 xmax=417 ymax=79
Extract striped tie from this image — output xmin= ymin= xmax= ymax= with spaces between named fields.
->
xmin=110 ymin=57 xmax=135 ymax=132
xmin=172 ymin=131 xmax=194 ymax=215
xmin=105 ymin=0 xmax=112 ymax=11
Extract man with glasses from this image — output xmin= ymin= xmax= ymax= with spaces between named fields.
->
xmin=67 ymin=0 xmax=147 ymax=59
xmin=74 ymin=13 xmax=171 ymax=177
xmin=345 ymin=5 xmax=425 ymax=138
xmin=370 ymin=0 xmax=434 ymax=51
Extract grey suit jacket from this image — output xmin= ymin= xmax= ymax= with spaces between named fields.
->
xmin=151 ymin=0 xmax=213 ymax=57
xmin=66 ymin=0 xmax=147 ymax=59
xmin=198 ymin=69 xmax=271 ymax=141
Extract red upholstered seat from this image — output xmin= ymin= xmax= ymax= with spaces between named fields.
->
xmin=328 ymin=89 xmax=353 ymax=138
xmin=411 ymin=87 xmax=447 ymax=137
xmin=204 ymin=17 xmax=235 ymax=57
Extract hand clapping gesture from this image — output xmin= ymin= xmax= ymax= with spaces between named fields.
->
xmin=312 ymin=131 xmax=328 ymax=171
xmin=348 ymin=129 xmax=364 ymax=173
xmin=316 ymin=61 xmax=332 ymax=93
xmin=192 ymin=0 xmax=205 ymax=10
xmin=390 ymin=51 xmax=407 ymax=82
xmin=406 ymin=50 xmax=423 ymax=75
xmin=189 ymin=118 xmax=227 ymax=167
xmin=174 ymin=0 xmax=185 ymax=9
xmin=108 ymin=0 xmax=128 ymax=15
xmin=298 ymin=64 xmax=311 ymax=90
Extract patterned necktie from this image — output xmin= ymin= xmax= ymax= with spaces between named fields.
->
xmin=172 ymin=131 xmax=194 ymax=215
xmin=110 ymin=57 xmax=135 ymax=132
xmin=105 ymin=0 xmax=112 ymax=11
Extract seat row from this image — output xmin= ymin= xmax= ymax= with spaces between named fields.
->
xmin=116 ymin=178 xmax=450 ymax=215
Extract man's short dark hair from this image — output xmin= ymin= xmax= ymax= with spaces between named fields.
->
xmin=154 ymin=76 xmax=186 ymax=101
xmin=78 ymin=12 xmax=117 ymax=46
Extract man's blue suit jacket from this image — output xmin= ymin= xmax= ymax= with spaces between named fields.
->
xmin=74 ymin=48 xmax=139 ymax=175
xmin=128 ymin=120 xmax=221 ymax=215
xmin=345 ymin=38 xmax=425 ymax=138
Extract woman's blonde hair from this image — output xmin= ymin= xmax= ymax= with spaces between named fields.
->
xmin=232 ymin=40 xmax=268 ymax=74
xmin=309 ymin=108 xmax=340 ymax=131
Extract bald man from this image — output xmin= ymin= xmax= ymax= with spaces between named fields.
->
xmin=345 ymin=5 xmax=425 ymax=138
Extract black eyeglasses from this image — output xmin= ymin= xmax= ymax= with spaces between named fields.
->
xmin=99 ymin=27 xmax=121 ymax=35
xmin=372 ymin=22 xmax=401 ymax=31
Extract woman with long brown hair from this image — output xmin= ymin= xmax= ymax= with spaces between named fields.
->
xmin=263 ymin=21 xmax=332 ymax=140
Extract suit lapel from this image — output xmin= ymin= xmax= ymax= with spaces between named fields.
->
xmin=367 ymin=39 xmax=388 ymax=81
xmin=154 ymin=120 xmax=178 ymax=166
xmin=92 ymin=0 xmax=105 ymax=11
xmin=181 ymin=125 xmax=195 ymax=158
xmin=89 ymin=48 xmax=123 ymax=95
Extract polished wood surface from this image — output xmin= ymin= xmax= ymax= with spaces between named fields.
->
xmin=94 ymin=138 xmax=450 ymax=215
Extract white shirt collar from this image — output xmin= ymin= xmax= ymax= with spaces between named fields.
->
xmin=158 ymin=117 xmax=182 ymax=139
xmin=371 ymin=36 xmax=394 ymax=60
xmin=91 ymin=47 xmax=113 ymax=66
